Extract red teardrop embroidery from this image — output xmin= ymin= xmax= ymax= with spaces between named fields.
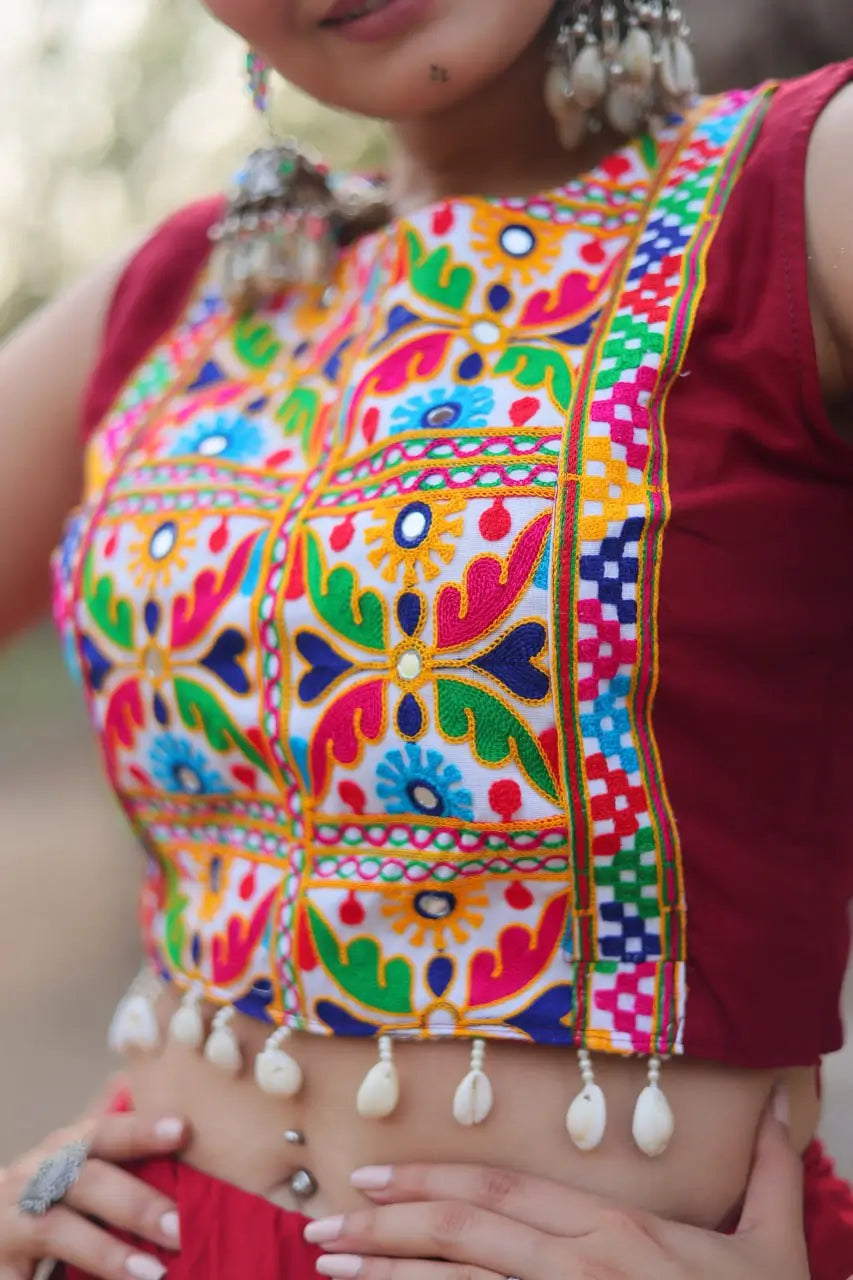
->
xmin=479 ymin=497 xmax=512 ymax=543
xmin=338 ymin=780 xmax=366 ymax=815
xmin=330 ymin=514 xmax=355 ymax=553
xmin=432 ymin=204 xmax=455 ymax=236
xmin=505 ymin=880 xmax=534 ymax=911
xmin=489 ymin=779 xmax=522 ymax=823
xmin=297 ymin=910 xmax=318 ymax=971
xmin=266 ymin=448 xmax=293 ymax=469
xmin=239 ymin=870 xmax=256 ymax=901
xmin=209 ymin=517 xmax=229 ymax=554
xmin=580 ymin=239 xmax=607 ymax=266
xmin=339 ymin=890 xmax=366 ymax=927
xmin=232 ymin=764 xmax=257 ymax=790
xmin=362 ymin=406 xmax=380 ymax=444
xmin=602 ymin=154 xmax=632 ymax=180
xmin=104 ymin=532 xmax=118 ymax=559
xmin=509 ymin=396 xmax=540 ymax=426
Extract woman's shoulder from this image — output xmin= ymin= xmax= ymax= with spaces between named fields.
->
xmin=803 ymin=72 xmax=853 ymax=408
xmin=689 ymin=60 xmax=853 ymax=429
xmin=82 ymin=195 xmax=225 ymax=441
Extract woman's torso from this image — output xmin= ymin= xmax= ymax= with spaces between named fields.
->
xmin=126 ymin=992 xmax=820 ymax=1226
xmin=54 ymin=69 xmax=853 ymax=1229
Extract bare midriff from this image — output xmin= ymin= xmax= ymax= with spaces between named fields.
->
xmin=123 ymin=987 xmax=820 ymax=1228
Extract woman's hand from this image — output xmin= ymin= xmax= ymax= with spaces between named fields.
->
xmin=0 ymin=1110 xmax=188 ymax=1280
xmin=304 ymin=1105 xmax=810 ymax=1279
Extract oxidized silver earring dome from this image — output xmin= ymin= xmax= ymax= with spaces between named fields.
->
xmin=546 ymin=0 xmax=699 ymax=149
xmin=210 ymin=51 xmax=389 ymax=307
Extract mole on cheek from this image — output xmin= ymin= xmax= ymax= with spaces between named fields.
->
xmin=429 ymin=64 xmax=450 ymax=82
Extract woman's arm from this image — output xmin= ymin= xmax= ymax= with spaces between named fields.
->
xmin=806 ymin=82 xmax=853 ymax=407
xmin=0 ymin=254 xmax=129 ymax=642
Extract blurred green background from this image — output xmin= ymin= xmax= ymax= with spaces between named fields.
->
xmin=1 ymin=0 xmax=852 ymax=1169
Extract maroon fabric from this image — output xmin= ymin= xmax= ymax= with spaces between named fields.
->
xmin=55 ymin=1141 xmax=853 ymax=1280
xmin=59 ymin=1155 xmax=321 ymax=1279
xmin=80 ymin=196 xmax=223 ymax=440
xmin=803 ymin=1142 xmax=853 ymax=1280
xmin=657 ymin=60 xmax=853 ymax=1067
xmin=77 ymin=65 xmax=853 ymax=1070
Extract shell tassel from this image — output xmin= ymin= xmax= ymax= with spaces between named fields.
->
xmin=204 ymin=1006 xmax=243 ymax=1075
xmin=255 ymin=1026 xmax=304 ymax=1097
xmin=356 ymin=1035 xmax=400 ymax=1119
xmin=452 ymin=1038 xmax=494 ymax=1127
xmin=566 ymin=1048 xmax=607 ymax=1152
xmin=632 ymin=1055 xmax=675 ymax=1158
xmin=168 ymin=985 xmax=205 ymax=1050
xmin=107 ymin=968 xmax=161 ymax=1055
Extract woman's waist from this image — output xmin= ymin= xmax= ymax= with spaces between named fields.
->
xmin=120 ymin=988 xmax=822 ymax=1228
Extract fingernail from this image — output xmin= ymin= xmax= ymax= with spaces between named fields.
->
xmin=316 ymin=1257 xmax=363 ymax=1278
xmin=154 ymin=1117 xmax=184 ymax=1142
xmin=159 ymin=1210 xmax=180 ymax=1242
xmin=125 ymin=1255 xmax=166 ymax=1280
xmin=772 ymin=1083 xmax=790 ymax=1129
xmin=304 ymin=1215 xmax=345 ymax=1244
xmin=350 ymin=1165 xmax=392 ymax=1191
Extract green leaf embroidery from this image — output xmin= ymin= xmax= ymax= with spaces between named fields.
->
xmin=640 ymin=132 xmax=658 ymax=172
xmin=436 ymin=677 xmax=558 ymax=802
xmin=277 ymin=387 xmax=321 ymax=454
xmin=173 ymin=677 xmax=272 ymax=776
xmin=493 ymin=346 xmax=572 ymax=412
xmin=308 ymin=905 xmax=413 ymax=1014
xmin=84 ymin=554 xmax=134 ymax=651
xmin=405 ymin=228 xmax=474 ymax=312
xmin=306 ymin=529 xmax=387 ymax=653
xmin=162 ymin=857 xmax=188 ymax=969
xmin=234 ymin=315 xmax=283 ymax=369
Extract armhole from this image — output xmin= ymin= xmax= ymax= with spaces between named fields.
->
xmin=775 ymin=60 xmax=853 ymax=454
xmin=81 ymin=195 xmax=225 ymax=441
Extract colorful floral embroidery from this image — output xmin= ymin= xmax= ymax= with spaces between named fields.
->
xmin=172 ymin=411 xmax=264 ymax=463
xmin=376 ymin=744 xmax=474 ymax=820
xmin=390 ymin=385 xmax=496 ymax=435
xmin=150 ymin=734 xmax=231 ymax=796
xmin=53 ymin=92 xmax=772 ymax=1048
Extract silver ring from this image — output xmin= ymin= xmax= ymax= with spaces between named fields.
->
xmin=19 ymin=1141 xmax=89 ymax=1216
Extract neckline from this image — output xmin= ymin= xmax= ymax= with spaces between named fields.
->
xmin=339 ymin=108 xmax=691 ymax=238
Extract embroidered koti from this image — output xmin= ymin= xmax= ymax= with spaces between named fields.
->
xmin=54 ymin=90 xmax=770 ymax=1059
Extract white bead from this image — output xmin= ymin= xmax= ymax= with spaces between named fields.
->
xmin=356 ymin=1059 xmax=400 ymax=1118
xmin=544 ymin=64 xmax=573 ymax=122
xmin=453 ymin=1070 xmax=494 ymax=1126
xmin=557 ymin=106 xmax=588 ymax=151
xmin=619 ymin=25 xmax=655 ymax=88
xmin=255 ymin=1030 xmax=304 ymax=1097
xmin=606 ymin=84 xmax=647 ymax=136
xmin=571 ymin=43 xmax=608 ymax=110
xmin=566 ymin=1081 xmax=607 ymax=1151
xmin=632 ymin=1083 xmax=675 ymax=1157
xmin=660 ymin=37 xmax=697 ymax=100
xmin=204 ymin=1010 xmax=242 ymax=1075
xmin=107 ymin=992 xmax=159 ymax=1054
xmin=168 ymin=994 xmax=205 ymax=1049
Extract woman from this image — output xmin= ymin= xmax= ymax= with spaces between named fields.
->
xmin=1 ymin=1 xmax=853 ymax=1278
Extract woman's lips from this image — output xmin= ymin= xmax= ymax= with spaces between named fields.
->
xmin=319 ymin=0 xmax=433 ymax=44
xmin=321 ymin=0 xmax=392 ymax=23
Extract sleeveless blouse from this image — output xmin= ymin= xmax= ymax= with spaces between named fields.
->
xmin=55 ymin=61 xmax=853 ymax=1070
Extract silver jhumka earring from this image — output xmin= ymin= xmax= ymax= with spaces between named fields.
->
xmin=209 ymin=51 xmax=390 ymax=308
xmin=545 ymin=0 xmax=699 ymax=149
